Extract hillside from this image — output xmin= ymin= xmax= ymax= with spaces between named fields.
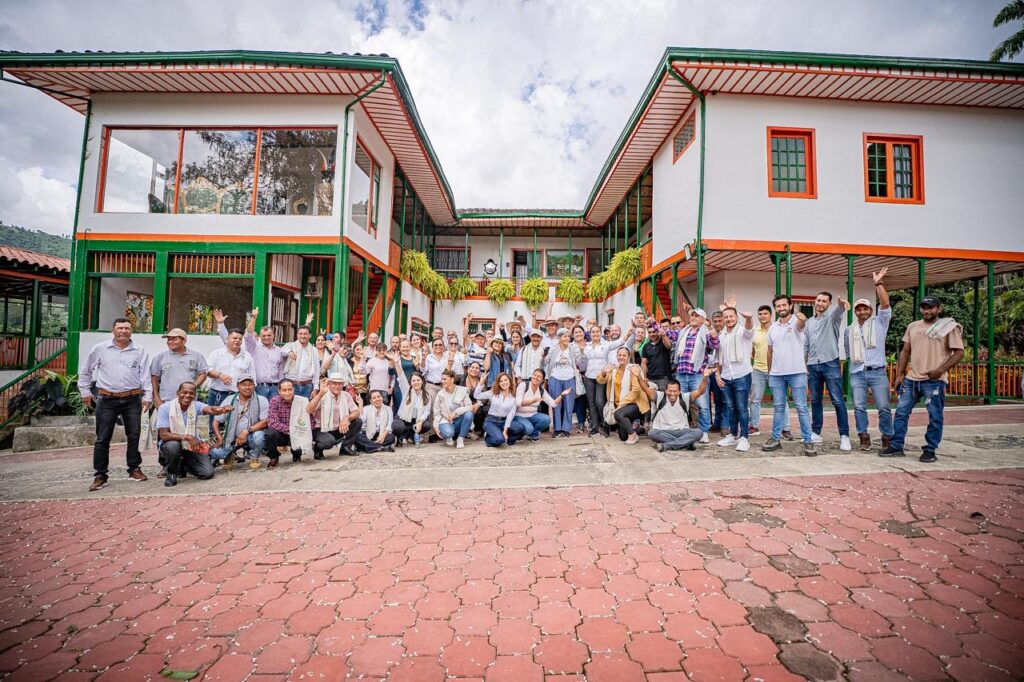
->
xmin=0 ymin=222 xmax=72 ymax=259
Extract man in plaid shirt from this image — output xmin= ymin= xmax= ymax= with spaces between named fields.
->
xmin=653 ymin=308 xmax=719 ymax=442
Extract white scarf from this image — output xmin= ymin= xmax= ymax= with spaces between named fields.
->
xmin=289 ymin=395 xmax=313 ymax=456
xmin=519 ymin=344 xmax=545 ymax=376
xmin=926 ymin=317 xmax=960 ymax=339
xmin=608 ymin=364 xmax=638 ymax=409
xmin=850 ymin=317 xmax=878 ymax=365
xmin=318 ymin=390 xmax=351 ymax=432
xmin=722 ymin=326 xmax=745 ymax=364
xmin=363 ymin=404 xmax=392 ymax=437
xmin=169 ymin=400 xmax=199 ymax=447
xmin=284 ymin=342 xmax=318 ymax=379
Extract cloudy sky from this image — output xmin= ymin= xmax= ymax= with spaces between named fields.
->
xmin=0 ymin=0 xmax=1018 ymax=236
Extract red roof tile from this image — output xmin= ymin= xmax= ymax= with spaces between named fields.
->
xmin=0 ymin=245 xmax=71 ymax=273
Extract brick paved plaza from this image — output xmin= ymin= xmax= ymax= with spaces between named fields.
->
xmin=0 ymin=408 xmax=1022 ymax=680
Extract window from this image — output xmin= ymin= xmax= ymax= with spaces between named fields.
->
xmin=672 ymin=111 xmax=696 ymax=162
xmin=466 ymin=319 xmax=495 ymax=336
xmin=167 ymin=255 xmax=255 ymax=334
xmin=767 ymin=127 xmax=816 ymax=198
xmin=545 ymin=250 xmax=585 ymax=278
xmin=864 ymin=134 xmax=924 ymax=204
xmin=433 ymin=248 xmax=468 ymax=277
xmin=411 ymin=317 xmax=430 ymax=337
xmin=98 ymin=127 xmax=336 ymax=215
xmin=86 ymin=252 xmax=156 ymax=331
xmin=351 ymin=141 xmax=381 ymax=232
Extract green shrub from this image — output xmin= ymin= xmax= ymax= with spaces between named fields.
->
xmin=556 ymin=276 xmax=585 ymax=305
xmin=607 ymin=248 xmax=642 ymax=287
xmin=587 ymin=271 xmax=613 ymax=301
xmin=485 ymin=279 xmax=516 ymax=306
xmin=520 ymin=277 xmax=550 ymax=311
xmin=449 ymin=276 xmax=477 ymax=302
xmin=401 ymin=250 xmax=450 ymax=299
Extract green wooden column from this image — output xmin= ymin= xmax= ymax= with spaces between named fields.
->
xmin=973 ymin=277 xmax=981 ymax=399
xmin=26 ymin=278 xmax=40 ymax=367
xmin=696 ymin=243 xmax=705 ymax=309
xmin=66 ymin=99 xmax=92 ymax=375
xmin=335 ymin=244 xmax=351 ymax=330
xmin=151 ymin=251 xmax=169 ymax=334
xmin=772 ymin=253 xmax=781 ymax=297
xmin=915 ymin=258 xmax=927 ymax=320
xmin=532 ymin=229 xmax=538 ymax=278
xmin=498 ymin=229 xmax=504 ymax=278
xmin=253 ymin=252 xmax=268 ymax=330
xmin=785 ymin=246 xmax=793 ymax=298
xmin=399 ymin=179 xmax=407 ymax=250
xmin=986 ymin=262 xmax=996 ymax=404
xmin=464 ymin=226 xmax=470 ymax=276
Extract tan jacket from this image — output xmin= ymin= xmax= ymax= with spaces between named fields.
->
xmin=598 ymin=364 xmax=651 ymax=414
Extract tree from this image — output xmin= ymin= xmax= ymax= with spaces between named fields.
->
xmin=991 ymin=0 xmax=1024 ymax=61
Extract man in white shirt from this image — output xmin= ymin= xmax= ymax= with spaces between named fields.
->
xmin=763 ymin=295 xmax=815 ymax=455
xmin=283 ymin=324 xmax=319 ymax=399
xmin=207 ymin=327 xmax=255 ymax=425
xmin=845 ymin=269 xmax=893 ymax=451
xmin=649 ymin=374 xmax=710 ymax=452
xmin=715 ymin=306 xmax=755 ymax=452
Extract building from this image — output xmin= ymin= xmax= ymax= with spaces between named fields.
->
xmin=2 ymin=48 xmax=1023 ymax=396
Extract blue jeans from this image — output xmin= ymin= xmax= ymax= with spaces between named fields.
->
xmin=677 ymin=372 xmax=710 ymax=432
xmin=807 ymin=359 xmax=850 ymax=436
xmin=438 ymin=413 xmax=473 ymax=440
xmin=483 ymin=415 xmax=527 ymax=447
xmin=709 ymin=377 xmax=725 ymax=430
xmin=210 ymin=429 xmax=267 ymax=461
xmin=851 ymin=368 xmax=893 ymax=437
xmin=749 ymin=368 xmax=788 ymax=431
xmin=891 ymin=379 xmax=945 ymax=453
xmin=256 ymin=384 xmax=279 ymax=401
xmin=207 ymin=389 xmax=232 ymax=432
xmin=291 ymin=382 xmax=314 ymax=400
xmin=513 ymin=414 xmax=550 ymax=440
xmin=721 ymin=373 xmax=752 ymax=439
xmin=548 ymin=377 xmax=575 ymax=433
xmin=768 ymin=373 xmax=812 ymax=442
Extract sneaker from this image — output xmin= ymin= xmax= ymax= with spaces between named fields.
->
xmin=762 ymin=439 xmax=782 ymax=452
xmin=717 ymin=435 xmax=737 ymax=447
xmin=699 ymin=433 xmax=709 ymax=444
xmin=445 ymin=437 xmax=455 ymax=447
xmin=128 ymin=469 xmax=148 ymax=482
xmin=879 ymin=446 xmax=905 ymax=458
xmin=747 ymin=427 xmax=759 ymax=435
xmin=528 ymin=435 xmax=540 ymax=442
xmin=456 ymin=437 xmax=465 ymax=449
xmin=267 ymin=458 xmax=279 ymax=468
xmin=88 ymin=476 xmax=107 ymax=491
xmin=164 ymin=473 xmax=178 ymax=487
xmin=803 ymin=442 xmax=817 ymax=457
xmin=735 ymin=437 xmax=750 ymax=452
xmin=839 ymin=435 xmax=852 ymax=452
xmin=782 ymin=430 xmax=794 ymax=441
xmin=249 ymin=459 xmax=262 ymax=469
xmin=919 ymin=450 xmax=937 ymax=463
xmin=625 ymin=433 xmax=639 ymax=445
xmin=859 ymin=433 xmax=872 ymax=451
xmin=655 ymin=443 xmax=666 ymax=452
xmin=810 ymin=432 xmax=823 ymax=444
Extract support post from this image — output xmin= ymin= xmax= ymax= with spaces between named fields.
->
xmin=696 ymin=243 xmax=705 ymax=309
xmin=498 ymin=229 xmax=504 ymax=278
xmin=613 ymin=213 xmax=619 ymax=255
xmin=785 ymin=245 xmax=792 ymax=298
xmin=399 ymin=178 xmax=407 ymax=250
xmin=532 ymin=228 xmax=538 ymax=278
xmin=568 ymin=230 xmax=573 ymax=279
xmin=253 ymin=252 xmax=268 ymax=330
xmin=636 ymin=179 xmax=642 ymax=245
xmin=379 ymin=272 xmax=389 ymax=335
xmin=600 ymin=225 xmax=606 ymax=270
xmin=973 ymin=277 xmax=981 ymax=398
xmin=464 ymin=226 xmax=470 ymax=276
xmin=623 ymin=198 xmax=629 ymax=249
xmin=26 ymin=278 xmax=40 ymax=367
xmin=986 ymin=262 xmax=996 ymax=404
xmin=844 ymin=255 xmax=855 ymax=399
xmin=916 ymin=258 xmax=927 ymax=320
xmin=66 ymin=99 xmax=92 ymax=374
xmin=772 ymin=253 xmax=781 ymax=297
xmin=151 ymin=251 xmax=169 ymax=334
xmin=670 ymin=262 xmax=678 ymax=315
xmin=413 ymin=200 xmax=420 ymax=251
xmin=336 ymin=245 xmax=351 ymax=331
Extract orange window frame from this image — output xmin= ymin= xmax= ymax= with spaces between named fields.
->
xmin=766 ymin=127 xmax=817 ymax=199
xmin=354 ymin=138 xmax=381 ymax=235
xmin=862 ymin=133 xmax=925 ymax=205
xmin=672 ymin=111 xmax=697 ymax=163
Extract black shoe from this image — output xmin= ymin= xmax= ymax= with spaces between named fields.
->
xmin=879 ymin=446 xmax=906 ymax=458
xmin=919 ymin=450 xmax=937 ymax=463
xmin=386 ymin=445 xmax=395 ymax=453
xmin=313 ymin=451 xmax=325 ymax=460
xmin=292 ymin=451 xmax=302 ymax=462
xmin=164 ymin=474 xmax=178 ymax=487
xmin=685 ymin=444 xmax=697 ymax=451
xmin=343 ymin=445 xmax=359 ymax=456
xmin=781 ymin=430 xmax=794 ymax=441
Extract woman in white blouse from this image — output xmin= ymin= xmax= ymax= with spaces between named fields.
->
xmin=513 ymin=369 xmax=571 ymax=442
xmin=356 ymin=390 xmax=396 ymax=453
xmin=393 ymin=371 xmax=432 ymax=446
xmin=473 ymin=372 xmax=526 ymax=447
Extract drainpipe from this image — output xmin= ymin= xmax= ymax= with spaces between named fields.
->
xmin=667 ymin=67 xmax=706 ymax=309
xmin=986 ymin=261 xmax=996 ymax=404
xmin=334 ymin=69 xmax=387 ymax=329
xmin=66 ymin=99 xmax=93 ymax=375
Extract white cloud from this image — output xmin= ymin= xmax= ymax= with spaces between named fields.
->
xmin=0 ymin=160 xmax=76 ymax=236
xmin=0 ymin=0 xmax=1016 ymax=232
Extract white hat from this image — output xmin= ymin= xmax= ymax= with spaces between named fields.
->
xmin=326 ymin=373 xmax=347 ymax=383
xmin=853 ymin=298 xmax=873 ymax=309
xmin=691 ymin=308 xmax=707 ymax=319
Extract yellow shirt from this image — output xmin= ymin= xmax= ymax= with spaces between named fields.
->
xmin=752 ymin=327 xmax=770 ymax=372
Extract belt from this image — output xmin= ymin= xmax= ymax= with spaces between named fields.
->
xmin=291 ymin=379 xmax=313 ymax=385
xmin=426 ymin=381 xmax=441 ymax=386
xmin=864 ymin=366 xmax=885 ymax=372
xmin=98 ymin=389 xmax=144 ymax=398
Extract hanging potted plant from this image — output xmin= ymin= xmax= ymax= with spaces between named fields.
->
xmin=606 ymin=248 xmax=642 ymax=288
xmin=485 ymin=278 xmax=516 ymax=306
xmin=587 ymin=271 xmax=612 ymax=301
xmin=448 ymin=276 xmax=477 ymax=302
xmin=556 ymin=276 xmax=585 ymax=305
xmin=520 ymin=277 xmax=550 ymax=311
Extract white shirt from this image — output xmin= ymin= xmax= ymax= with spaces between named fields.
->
xmin=718 ymin=325 xmax=755 ymax=380
xmin=207 ymin=347 xmax=255 ymax=392
xmin=767 ymin=317 xmax=807 ymax=377
xmin=652 ymin=393 xmax=692 ymax=431
xmin=424 ymin=353 xmax=462 ymax=383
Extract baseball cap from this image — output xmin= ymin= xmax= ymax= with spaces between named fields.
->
xmin=690 ymin=308 xmax=707 ymax=319
xmin=162 ymin=328 xmax=188 ymax=339
xmin=853 ymin=298 xmax=873 ymax=309
xmin=919 ymin=295 xmax=941 ymax=308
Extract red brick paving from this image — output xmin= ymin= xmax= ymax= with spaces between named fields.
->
xmin=0 ymin=469 xmax=1022 ymax=680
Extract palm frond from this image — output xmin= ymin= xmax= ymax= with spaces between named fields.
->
xmin=993 ymin=0 xmax=1024 ymax=26
xmin=990 ymin=28 xmax=1024 ymax=61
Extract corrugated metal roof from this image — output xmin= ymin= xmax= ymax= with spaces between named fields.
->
xmin=0 ymin=245 xmax=71 ymax=273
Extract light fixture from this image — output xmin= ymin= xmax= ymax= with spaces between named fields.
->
xmin=483 ymin=258 xmax=498 ymax=276
xmin=683 ymin=243 xmax=693 ymax=262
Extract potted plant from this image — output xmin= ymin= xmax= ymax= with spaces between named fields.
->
xmin=606 ymin=248 xmax=642 ymax=288
xmin=520 ymin=277 xmax=550 ymax=311
xmin=556 ymin=276 xmax=585 ymax=305
xmin=587 ymin=271 xmax=613 ymax=300
xmin=485 ymin=279 xmax=516 ymax=306
xmin=449 ymin=276 xmax=477 ymax=302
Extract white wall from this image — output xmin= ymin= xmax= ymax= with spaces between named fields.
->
xmin=343 ymin=106 xmax=396 ymax=266
xmin=79 ymin=331 xmax=226 ymax=374
xmin=651 ymin=102 xmax=700 ymax=264
xmin=99 ymin=277 xmax=153 ymax=329
xmin=602 ymin=283 xmax=641 ymax=327
xmin=401 ymin=282 xmax=431 ymax=334
xmin=431 ymin=299 xmax=595 ymax=333
xmin=703 ymin=94 xmax=1024 ymax=251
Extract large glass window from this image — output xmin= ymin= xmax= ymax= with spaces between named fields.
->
xmin=178 ymin=130 xmax=256 ymax=214
xmin=545 ymin=250 xmax=585 ymax=278
xmin=99 ymin=129 xmax=181 ymax=213
xmin=433 ymin=248 xmax=468 ymax=277
xmin=865 ymin=135 xmax=923 ymax=203
xmin=350 ymin=141 xmax=380 ymax=232
xmin=673 ymin=112 xmax=696 ymax=162
xmin=257 ymin=129 xmax=337 ymax=216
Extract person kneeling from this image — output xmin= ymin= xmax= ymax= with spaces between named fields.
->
xmin=393 ymin=371 xmax=432 ymax=446
xmin=210 ymin=376 xmax=269 ymax=469
xmin=156 ymin=381 xmax=233 ymax=487
xmin=310 ymin=374 xmax=363 ymax=458
xmin=357 ymin=390 xmax=396 ymax=453
xmin=649 ymin=372 xmax=711 ymax=452
xmin=433 ymin=370 xmax=477 ymax=448
xmin=598 ymin=347 xmax=656 ymax=444
xmin=265 ymin=378 xmax=318 ymax=466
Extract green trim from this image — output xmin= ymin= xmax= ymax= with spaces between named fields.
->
xmin=987 ymin=261 xmax=996 ymax=404
xmin=253 ymin=252 xmax=268 ymax=330
xmin=77 ymin=239 xmax=339 ymax=255
xmin=66 ymin=99 xmax=91 ymax=375
xmin=151 ymin=251 xmax=169 ymax=332
xmin=456 ymin=210 xmax=583 ymax=220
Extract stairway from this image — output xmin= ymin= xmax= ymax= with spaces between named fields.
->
xmin=345 ymin=276 xmax=383 ymax=342
xmin=654 ymin=281 xmax=673 ymax=318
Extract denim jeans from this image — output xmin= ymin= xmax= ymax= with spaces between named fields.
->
xmin=807 ymin=359 xmax=850 ymax=436
xmin=513 ymin=413 xmax=551 ymax=440
xmin=768 ymin=373 xmax=812 ymax=442
xmin=721 ymin=373 xmax=752 ymax=439
xmin=291 ymin=382 xmax=314 ymax=400
xmin=548 ymin=377 xmax=576 ymax=433
xmin=483 ymin=414 xmax=527 ymax=447
xmin=749 ymin=368 xmax=788 ymax=431
xmin=207 ymin=389 xmax=232 ymax=432
xmin=93 ymin=394 xmax=143 ymax=478
xmin=891 ymin=379 xmax=946 ymax=453
xmin=438 ymin=413 xmax=474 ymax=440
xmin=649 ymin=428 xmax=703 ymax=450
xmin=709 ymin=377 xmax=725 ymax=430
xmin=677 ymin=371 xmax=710 ymax=432
xmin=256 ymin=384 xmax=279 ymax=401
xmin=851 ymin=368 xmax=893 ymax=437
xmin=210 ymin=429 xmax=267 ymax=461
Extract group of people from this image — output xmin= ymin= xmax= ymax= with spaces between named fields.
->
xmin=78 ymin=266 xmax=964 ymax=491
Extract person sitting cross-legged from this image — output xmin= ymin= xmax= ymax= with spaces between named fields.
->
xmin=356 ymin=390 xmax=397 ymax=453
xmin=513 ymin=369 xmax=570 ymax=442
xmin=650 ymin=372 xmax=712 ymax=452
xmin=210 ymin=376 xmax=269 ymax=469
xmin=310 ymin=374 xmax=363 ymax=458
xmin=156 ymin=381 xmax=233 ymax=487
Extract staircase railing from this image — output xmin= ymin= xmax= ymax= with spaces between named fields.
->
xmin=0 ymin=344 xmax=68 ymax=430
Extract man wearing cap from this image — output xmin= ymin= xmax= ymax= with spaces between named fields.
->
xmin=763 ymin=295 xmax=815 ymax=455
xmin=881 ymin=295 xmax=964 ymax=463
xmin=150 ymin=328 xmax=208 ymax=410
xmin=79 ymin=318 xmax=153 ymax=491
xmin=211 ymin=376 xmax=269 ymax=468
xmin=845 ymin=268 xmax=893 ymax=451
xmin=156 ymin=381 xmax=234 ymax=487
xmin=655 ymin=309 xmax=719 ymax=442
xmin=804 ymin=291 xmax=853 ymax=451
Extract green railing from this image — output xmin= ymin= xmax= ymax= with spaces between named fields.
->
xmin=0 ymin=344 xmax=68 ymax=430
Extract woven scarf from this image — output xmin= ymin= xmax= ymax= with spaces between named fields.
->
xmin=220 ymin=393 xmax=264 ymax=444
xmin=850 ymin=317 xmax=878 ymax=365
xmin=926 ymin=317 xmax=960 ymax=339
xmin=289 ymin=395 xmax=313 ymax=456
xmin=169 ymin=400 xmax=199 ymax=441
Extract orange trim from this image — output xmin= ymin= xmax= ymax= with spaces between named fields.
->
xmin=250 ymin=130 xmax=263 ymax=214
xmin=342 ymin=237 xmax=400 ymax=277
xmin=863 ymin=133 xmax=924 ymax=205
xmin=77 ymin=232 xmax=339 ymax=243
xmin=701 ymin=239 xmax=1024 ymax=262
xmin=646 ymin=242 xmax=696 ymax=277
xmin=672 ymin=110 xmax=697 ymax=163
xmin=0 ymin=269 xmax=69 ymax=285
xmin=766 ymin=127 xmax=817 ymax=199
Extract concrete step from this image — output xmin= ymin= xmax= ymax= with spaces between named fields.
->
xmin=13 ymin=423 xmax=125 ymax=453
xmin=31 ymin=415 xmax=96 ymax=427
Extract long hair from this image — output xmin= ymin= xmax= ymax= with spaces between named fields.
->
xmin=405 ymin=372 xmax=430 ymax=407
xmin=491 ymin=372 xmax=515 ymax=397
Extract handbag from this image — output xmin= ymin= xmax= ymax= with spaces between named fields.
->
xmin=603 ymin=399 xmax=617 ymax=426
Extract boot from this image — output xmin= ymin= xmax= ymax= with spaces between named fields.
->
xmin=881 ymin=435 xmax=892 ymax=450
xmin=859 ymin=433 xmax=872 ymax=451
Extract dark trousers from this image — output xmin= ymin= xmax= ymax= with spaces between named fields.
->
xmin=583 ymin=377 xmax=608 ymax=434
xmin=613 ymin=403 xmax=644 ymax=441
xmin=265 ymin=427 xmax=299 ymax=460
xmin=393 ymin=416 xmax=432 ymax=441
xmin=356 ymin=429 xmax=396 ymax=453
xmin=313 ymin=419 xmax=363 ymax=456
xmin=159 ymin=441 xmax=215 ymax=479
xmin=483 ymin=414 xmax=527 ymax=447
xmin=709 ymin=378 xmax=725 ymax=430
xmin=93 ymin=394 xmax=143 ymax=478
